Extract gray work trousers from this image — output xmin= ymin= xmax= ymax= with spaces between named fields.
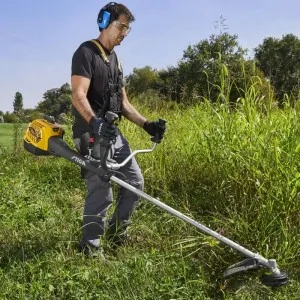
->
xmin=74 ymin=132 xmax=144 ymax=246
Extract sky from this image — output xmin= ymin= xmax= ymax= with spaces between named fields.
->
xmin=0 ymin=0 xmax=299 ymax=113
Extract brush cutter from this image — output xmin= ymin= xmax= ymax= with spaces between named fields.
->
xmin=23 ymin=112 xmax=288 ymax=287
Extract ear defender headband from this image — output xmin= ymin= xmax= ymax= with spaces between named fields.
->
xmin=97 ymin=2 xmax=118 ymax=30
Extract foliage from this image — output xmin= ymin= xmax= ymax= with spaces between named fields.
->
xmin=127 ymin=34 xmax=273 ymax=106
xmin=2 ymin=31 xmax=300 ymax=119
xmin=36 ymin=83 xmax=72 ymax=118
xmin=177 ymin=33 xmax=270 ymax=104
xmin=155 ymin=66 xmax=182 ymax=101
xmin=13 ymin=121 xmax=23 ymax=153
xmin=1 ymin=31 xmax=300 ymax=298
xmin=1 ymin=91 xmax=299 ymax=298
xmin=24 ymin=109 xmax=42 ymax=122
xmin=254 ymin=34 xmax=300 ymax=103
xmin=3 ymin=32 xmax=299 ymax=117
xmin=126 ymin=66 xmax=159 ymax=96
xmin=0 ymin=123 xmax=27 ymax=150
xmin=2 ymin=110 xmax=41 ymax=123
xmin=3 ymin=112 xmax=19 ymax=123
xmin=13 ymin=91 xmax=24 ymax=115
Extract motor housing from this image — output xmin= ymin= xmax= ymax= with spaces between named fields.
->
xmin=23 ymin=119 xmax=64 ymax=156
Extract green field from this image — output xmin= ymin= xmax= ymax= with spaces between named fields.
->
xmin=0 ymin=123 xmax=14 ymax=147
xmin=0 ymin=123 xmax=27 ymax=150
xmin=0 ymin=101 xmax=299 ymax=299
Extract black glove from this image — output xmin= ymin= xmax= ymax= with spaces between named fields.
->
xmin=143 ymin=120 xmax=166 ymax=143
xmin=89 ymin=116 xmax=117 ymax=140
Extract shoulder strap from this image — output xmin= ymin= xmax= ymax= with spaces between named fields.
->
xmin=89 ymin=39 xmax=122 ymax=73
xmin=117 ymin=57 xmax=122 ymax=74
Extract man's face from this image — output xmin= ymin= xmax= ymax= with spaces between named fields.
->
xmin=107 ymin=14 xmax=131 ymax=46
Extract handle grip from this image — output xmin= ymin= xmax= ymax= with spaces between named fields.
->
xmin=100 ymin=111 xmax=119 ymax=169
xmin=151 ymin=118 xmax=166 ymax=143
xmin=105 ymin=111 xmax=119 ymax=124
xmin=159 ymin=119 xmax=166 ymax=126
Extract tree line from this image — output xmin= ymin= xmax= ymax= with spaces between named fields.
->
xmin=0 ymin=83 xmax=72 ymax=123
xmin=1 ymin=32 xmax=299 ymax=123
xmin=127 ymin=33 xmax=300 ymax=105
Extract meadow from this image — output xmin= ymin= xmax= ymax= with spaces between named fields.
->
xmin=0 ymin=97 xmax=299 ymax=299
xmin=0 ymin=123 xmax=15 ymax=148
xmin=0 ymin=123 xmax=27 ymax=151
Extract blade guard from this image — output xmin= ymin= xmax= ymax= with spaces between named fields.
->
xmin=223 ymin=258 xmax=260 ymax=278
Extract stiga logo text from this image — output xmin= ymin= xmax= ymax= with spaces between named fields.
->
xmin=71 ymin=156 xmax=86 ymax=167
xmin=28 ymin=126 xmax=42 ymax=143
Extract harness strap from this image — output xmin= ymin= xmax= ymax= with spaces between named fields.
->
xmin=90 ymin=39 xmax=122 ymax=73
xmin=88 ymin=39 xmax=123 ymax=118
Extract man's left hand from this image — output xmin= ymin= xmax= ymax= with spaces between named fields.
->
xmin=143 ymin=120 xmax=166 ymax=143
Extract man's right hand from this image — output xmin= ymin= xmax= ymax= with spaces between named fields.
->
xmin=89 ymin=116 xmax=117 ymax=140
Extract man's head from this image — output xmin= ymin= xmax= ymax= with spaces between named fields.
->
xmin=97 ymin=2 xmax=135 ymax=45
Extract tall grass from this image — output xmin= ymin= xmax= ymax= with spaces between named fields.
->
xmin=129 ymin=95 xmax=300 ymax=258
xmin=1 ymin=90 xmax=300 ymax=298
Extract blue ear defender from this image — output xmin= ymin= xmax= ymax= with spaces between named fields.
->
xmin=97 ymin=2 xmax=118 ymax=30
xmin=98 ymin=11 xmax=111 ymax=29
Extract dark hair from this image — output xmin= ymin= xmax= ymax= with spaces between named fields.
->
xmin=98 ymin=2 xmax=135 ymax=29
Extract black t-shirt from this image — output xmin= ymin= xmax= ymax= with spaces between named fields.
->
xmin=71 ymin=40 xmax=123 ymax=138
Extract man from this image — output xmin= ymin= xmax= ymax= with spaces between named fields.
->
xmin=71 ymin=2 xmax=166 ymax=257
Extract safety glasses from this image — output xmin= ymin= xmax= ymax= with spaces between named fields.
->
xmin=112 ymin=20 xmax=131 ymax=35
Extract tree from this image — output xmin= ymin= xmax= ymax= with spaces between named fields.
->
xmin=13 ymin=92 xmax=23 ymax=114
xmin=126 ymin=66 xmax=159 ymax=96
xmin=3 ymin=112 xmax=18 ymax=123
xmin=156 ymin=67 xmax=183 ymax=102
xmin=36 ymin=83 xmax=72 ymax=118
xmin=173 ymin=33 xmax=274 ymax=105
xmin=23 ymin=108 xmax=41 ymax=122
xmin=178 ymin=33 xmax=249 ymax=103
xmin=254 ymin=34 xmax=300 ymax=102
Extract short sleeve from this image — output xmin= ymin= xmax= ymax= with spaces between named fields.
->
xmin=120 ymin=73 xmax=125 ymax=87
xmin=71 ymin=45 xmax=94 ymax=79
xmin=118 ymin=60 xmax=125 ymax=87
